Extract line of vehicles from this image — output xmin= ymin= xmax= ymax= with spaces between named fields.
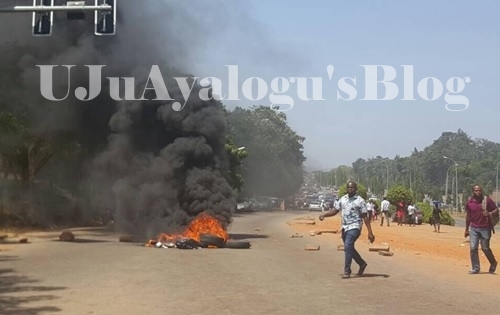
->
xmin=236 ymin=197 xmax=281 ymax=212
xmin=302 ymin=194 xmax=337 ymax=211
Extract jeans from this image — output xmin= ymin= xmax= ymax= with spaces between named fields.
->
xmin=469 ymin=226 xmax=497 ymax=272
xmin=341 ymin=228 xmax=366 ymax=275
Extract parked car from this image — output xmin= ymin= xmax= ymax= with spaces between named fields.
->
xmin=308 ymin=201 xmax=322 ymax=211
xmin=392 ymin=206 xmax=424 ymax=225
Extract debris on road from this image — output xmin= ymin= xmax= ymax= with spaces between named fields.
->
xmin=59 ymin=230 xmax=75 ymax=242
xmin=378 ymin=251 xmax=394 ymax=256
xmin=254 ymin=227 xmax=261 ymax=231
xmin=0 ymin=235 xmax=8 ymax=240
xmin=288 ymin=220 xmax=316 ymax=225
xmin=289 ymin=233 xmax=304 ymax=238
xmin=314 ymin=230 xmax=339 ymax=235
xmin=369 ymin=243 xmax=390 ymax=252
xmin=305 ymin=244 xmax=320 ymax=251
xmin=287 ymin=216 xmax=316 ymax=225
xmin=19 ymin=238 xmax=28 ymax=243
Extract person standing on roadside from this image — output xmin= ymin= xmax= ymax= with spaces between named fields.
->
xmin=431 ymin=202 xmax=443 ymax=233
xmin=366 ymin=200 xmax=374 ymax=222
xmin=396 ymin=200 xmax=406 ymax=226
xmin=407 ymin=203 xmax=416 ymax=227
xmin=319 ymin=181 xmax=375 ymax=278
xmin=380 ymin=197 xmax=390 ymax=226
xmin=464 ymin=185 xmax=498 ymax=274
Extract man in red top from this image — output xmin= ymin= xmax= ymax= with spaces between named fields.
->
xmin=464 ymin=185 xmax=499 ymax=274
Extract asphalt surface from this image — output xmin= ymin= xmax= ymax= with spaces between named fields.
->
xmin=1 ymin=210 xmax=498 ymax=315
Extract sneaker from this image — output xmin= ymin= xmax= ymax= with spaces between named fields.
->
xmin=489 ymin=262 xmax=498 ymax=274
xmin=357 ymin=263 xmax=368 ymax=276
xmin=468 ymin=270 xmax=479 ymax=274
xmin=341 ymin=273 xmax=351 ymax=279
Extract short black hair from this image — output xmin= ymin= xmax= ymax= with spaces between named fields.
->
xmin=346 ymin=180 xmax=357 ymax=187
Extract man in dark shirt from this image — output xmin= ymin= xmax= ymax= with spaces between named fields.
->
xmin=464 ymin=185 xmax=499 ymax=274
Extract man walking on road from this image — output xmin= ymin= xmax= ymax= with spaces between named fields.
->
xmin=380 ymin=197 xmax=390 ymax=226
xmin=319 ymin=181 xmax=375 ymax=278
xmin=464 ymin=185 xmax=498 ymax=274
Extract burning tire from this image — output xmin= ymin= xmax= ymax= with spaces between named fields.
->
xmin=199 ymin=234 xmax=225 ymax=248
xmin=225 ymin=240 xmax=251 ymax=249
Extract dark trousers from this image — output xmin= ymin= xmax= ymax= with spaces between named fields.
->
xmin=341 ymin=228 xmax=366 ymax=275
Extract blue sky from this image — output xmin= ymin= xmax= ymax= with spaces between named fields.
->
xmin=184 ymin=1 xmax=500 ymax=170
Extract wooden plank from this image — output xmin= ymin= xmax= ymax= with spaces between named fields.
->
xmin=368 ymin=244 xmax=390 ymax=252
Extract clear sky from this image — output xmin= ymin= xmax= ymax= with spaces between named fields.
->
xmin=180 ymin=1 xmax=500 ymax=170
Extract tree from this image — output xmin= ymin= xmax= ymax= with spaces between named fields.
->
xmin=386 ymin=185 xmax=413 ymax=205
xmin=224 ymin=137 xmax=248 ymax=192
xmin=226 ymin=106 xmax=306 ymax=198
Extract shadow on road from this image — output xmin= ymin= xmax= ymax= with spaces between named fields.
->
xmin=341 ymin=273 xmax=390 ymax=279
xmin=51 ymin=239 xmax=110 ymax=244
xmin=0 ymin=255 xmax=66 ymax=315
xmin=228 ymin=233 xmax=269 ymax=240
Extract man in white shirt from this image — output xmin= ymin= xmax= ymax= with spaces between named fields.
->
xmin=407 ymin=203 xmax=416 ymax=226
xmin=380 ymin=197 xmax=390 ymax=227
xmin=319 ymin=181 xmax=375 ymax=278
xmin=366 ymin=200 xmax=374 ymax=222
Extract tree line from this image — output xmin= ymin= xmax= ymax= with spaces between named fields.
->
xmin=315 ymin=129 xmax=500 ymax=208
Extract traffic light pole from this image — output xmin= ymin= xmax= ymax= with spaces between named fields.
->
xmin=0 ymin=1 xmax=116 ymax=36
xmin=0 ymin=5 xmax=112 ymax=13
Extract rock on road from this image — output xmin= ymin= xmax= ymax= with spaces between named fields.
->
xmin=0 ymin=210 xmax=498 ymax=315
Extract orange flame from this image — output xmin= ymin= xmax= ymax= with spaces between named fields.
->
xmin=149 ymin=212 xmax=228 ymax=245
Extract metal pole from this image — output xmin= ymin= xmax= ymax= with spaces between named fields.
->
xmin=0 ymin=5 xmax=112 ymax=13
xmin=445 ymin=165 xmax=453 ymax=203
xmin=386 ymin=162 xmax=389 ymax=193
xmin=373 ymin=158 xmax=389 ymax=195
xmin=455 ymin=164 xmax=459 ymax=211
xmin=496 ymin=161 xmax=500 ymax=201
xmin=445 ymin=170 xmax=448 ymax=202
xmin=409 ymin=171 xmax=412 ymax=192
xmin=444 ymin=156 xmax=459 ymax=211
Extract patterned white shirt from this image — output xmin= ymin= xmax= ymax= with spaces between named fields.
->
xmin=334 ymin=194 xmax=367 ymax=232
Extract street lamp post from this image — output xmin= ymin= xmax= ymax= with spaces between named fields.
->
xmin=376 ymin=159 xmax=389 ymax=194
xmin=496 ymin=161 xmax=500 ymax=201
xmin=445 ymin=165 xmax=454 ymax=203
xmin=444 ymin=156 xmax=459 ymax=211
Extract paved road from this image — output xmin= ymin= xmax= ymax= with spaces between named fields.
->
xmin=453 ymin=216 xmax=465 ymax=227
xmin=0 ymin=211 xmax=497 ymax=315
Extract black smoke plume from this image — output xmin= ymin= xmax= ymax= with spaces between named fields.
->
xmin=0 ymin=1 xmax=236 ymax=238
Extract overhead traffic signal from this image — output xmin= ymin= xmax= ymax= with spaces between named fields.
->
xmin=94 ymin=0 xmax=116 ymax=35
xmin=32 ymin=0 xmax=54 ymax=36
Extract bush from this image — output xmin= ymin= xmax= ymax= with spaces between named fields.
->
xmin=415 ymin=202 xmax=455 ymax=226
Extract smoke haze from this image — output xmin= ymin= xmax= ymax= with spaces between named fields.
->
xmin=0 ymin=0 xmax=236 ymax=239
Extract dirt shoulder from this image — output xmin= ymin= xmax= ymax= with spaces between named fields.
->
xmin=287 ymin=212 xmax=500 ymax=290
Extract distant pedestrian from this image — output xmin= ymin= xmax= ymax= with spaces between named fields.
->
xmin=431 ymin=202 xmax=443 ymax=233
xmin=319 ymin=181 xmax=375 ymax=278
xmin=372 ymin=202 xmax=379 ymax=221
xmin=407 ymin=203 xmax=416 ymax=227
xmin=380 ymin=197 xmax=390 ymax=226
xmin=464 ymin=185 xmax=498 ymax=274
xmin=366 ymin=200 xmax=374 ymax=222
xmin=396 ymin=200 xmax=405 ymax=226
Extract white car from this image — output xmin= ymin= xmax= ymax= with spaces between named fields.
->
xmin=308 ymin=201 xmax=321 ymax=211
